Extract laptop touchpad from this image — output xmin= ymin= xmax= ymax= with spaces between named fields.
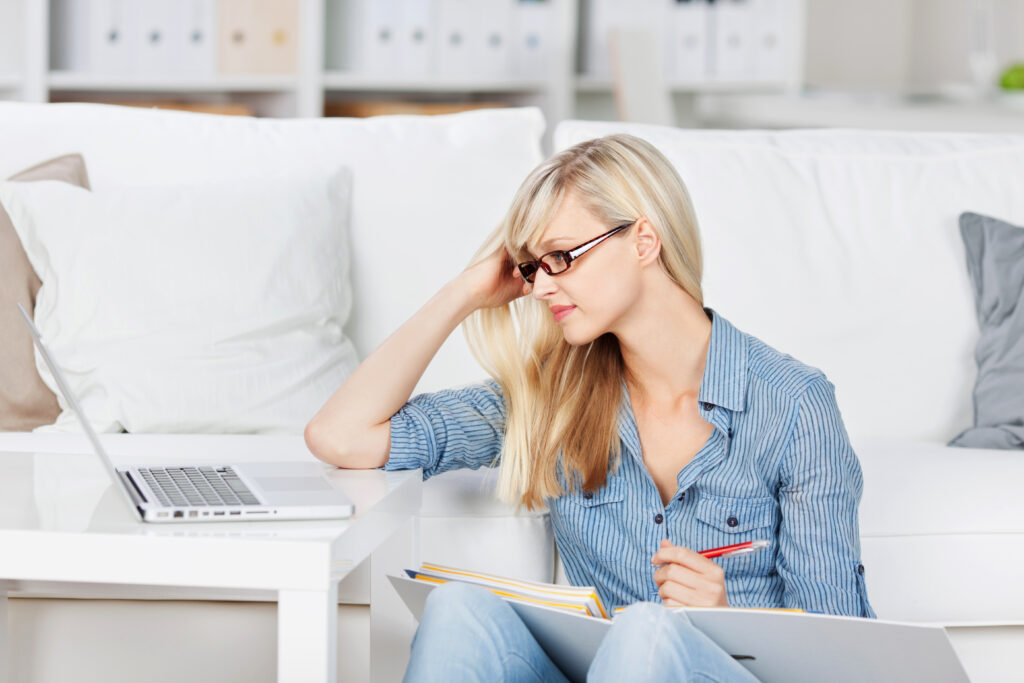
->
xmin=256 ymin=477 xmax=333 ymax=492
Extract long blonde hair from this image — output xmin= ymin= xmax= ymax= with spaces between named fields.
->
xmin=463 ymin=134 xmax=704 ymax=510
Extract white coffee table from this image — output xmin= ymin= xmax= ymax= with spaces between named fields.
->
xmin=0 ymin=438 xmax=422 ymax=683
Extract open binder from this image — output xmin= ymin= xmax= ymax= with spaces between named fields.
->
xmin=389 ymin=564 xmax=970 ymax=683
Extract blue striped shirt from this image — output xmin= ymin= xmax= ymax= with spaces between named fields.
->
xmin=386 ymin=309 xmax=876 ymax=617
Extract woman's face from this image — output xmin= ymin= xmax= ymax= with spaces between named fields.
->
xmin=525 ymin=192 xmax=643 ymax=346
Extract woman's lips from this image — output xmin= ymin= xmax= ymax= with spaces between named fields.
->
xmin=551 ymin=305 xmax=576 ymax=322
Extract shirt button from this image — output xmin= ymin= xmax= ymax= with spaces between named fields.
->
xmin=678 ymin=491 xmax=686 ymax=502
xmin=701 ymin=402 xmax=713 ymax=411
xmin=654 ymin=513 xmax=664 ymax=524
xmin=583 ymin=492 xmax=593 ymax=500
xmin=858 ymin=564 xmax=865 ymax=576
xmin=726 ymin=516 xmax=739 ymax=527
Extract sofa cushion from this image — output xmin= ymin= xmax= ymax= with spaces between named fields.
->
xmin=855 ymin=437 xmax=1024 ymax=623
xmin=0 ymin=171 xmax=357 ymax=433
xmin=0 ymin=103 xmax=546 ymax=396
xmin=554 ymin=122 xmax=1024 ymax=443
xmin=0 ymin=154 xmax=90 ymax=431
xmin=949 ymin=212 xmax=1024 ymax=450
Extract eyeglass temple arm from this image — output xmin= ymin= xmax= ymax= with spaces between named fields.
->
xmin=568 ymin=225 xmax=625 ymax=261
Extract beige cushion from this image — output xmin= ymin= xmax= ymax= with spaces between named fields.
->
xmin=0 ymin=154 xmax=90 ymax=431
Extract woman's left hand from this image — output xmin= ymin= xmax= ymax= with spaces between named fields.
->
xmin=651 ymin=539 xmax=729 ymax=607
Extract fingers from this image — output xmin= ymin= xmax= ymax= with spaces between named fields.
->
xmin=653 ymin=561 xmax=719 ymax=591
xmin=651 ymin=542 xmax=717 ymax=574
xmin=658 ymin=578 xmax=727 ymax=608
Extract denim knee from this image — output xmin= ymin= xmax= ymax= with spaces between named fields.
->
xmin=420 ymin=581 xmax=505 ymax=630
xmin=614 ymin=601 xmax=692 ymax=636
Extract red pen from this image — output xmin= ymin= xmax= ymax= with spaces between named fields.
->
xmin=699 ymin=539 xmax=770 ymax=559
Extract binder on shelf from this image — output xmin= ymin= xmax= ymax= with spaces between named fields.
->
xmin=710 ymin=0 xmax=755 ymax=82
xmin=218 ymin=0 xmax=299 ymax=75
xmin=398 ymin=0 xmax=437 ymax=78
xmin=511 ymin=0 xmax=555 ymax=80
xmin=666 ymin=0 xmax=710 ymax=84
xmin=129 ymin=0 xmax=177 ymax=77
xmin=390 ymin=567 xmax=971 ymax=683
xmin=436 ymin=0 xmax=477 ymax=79
xmin=357 ymin=0 xmax=402 ymax=77
xmin=749 ymin=0 xmax=792 ymax=83
xmin=89 ymin=0 xmax=135 ymax=76
xmin=175 ymin=0 xmax=217 ymax=78
xmin=473 ymin=0 xmax=513 ymax=80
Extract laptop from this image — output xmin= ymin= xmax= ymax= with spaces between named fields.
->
xmin=19 ymin=303 xmax=355 ymax=523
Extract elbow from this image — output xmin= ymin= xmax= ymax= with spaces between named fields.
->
xmin=304 ymin=417 xmax=347 ymax=468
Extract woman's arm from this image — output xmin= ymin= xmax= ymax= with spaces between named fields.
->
xmin=777 ymin=377 xmax=876 ymax=618
xmin=304 ymin=247 xmax=527 ymax=469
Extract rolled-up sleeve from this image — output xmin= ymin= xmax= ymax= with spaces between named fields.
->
xmin=777 ymin=377 xmax=876 ymax=618
xmin=385 ymin=379 xmax=507 ymax=479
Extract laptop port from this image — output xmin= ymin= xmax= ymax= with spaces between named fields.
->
xmin=188 ymin=510 xmax=198 ymax=518
xmin=213 ymin=511 xmax=225 ymax=516
xmin=229 ymin=511 xmax=241 ymax=515
xmin=157 ymin=512 xmax=169 ymax=518
xmin=173 ymin=511 xmax=183 ymax=518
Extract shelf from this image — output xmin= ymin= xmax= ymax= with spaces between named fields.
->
xmin=47 ymin=72 xmax=298 ymax=93
xmin=0 ymin=73 xmax=22 ymax=90
xmin=323 ymin=71 xmax=547 ymax=94
xmin=574 ymin=75 xmax=794 ymax=95
xmin=693 ymin=92 xmax=1024 ymax=133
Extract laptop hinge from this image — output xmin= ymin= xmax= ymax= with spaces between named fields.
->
xmin=119 ymin=470 xmax=149 ymax=506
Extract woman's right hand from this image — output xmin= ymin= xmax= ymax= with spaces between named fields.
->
xmin=457 ymin=246 xmax=531 ymax=311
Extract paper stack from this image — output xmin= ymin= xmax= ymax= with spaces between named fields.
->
xmin=404 ymin=562 xmax=610 ymax=618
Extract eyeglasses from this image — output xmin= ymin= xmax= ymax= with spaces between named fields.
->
xmin=517 ymin=220 xmax=637 ymax=284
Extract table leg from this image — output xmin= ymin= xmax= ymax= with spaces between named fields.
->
xmin=1 ymin=580 xmax=8 ymax=683
xmin=370 ymin=516 xmax=419 ymax=683
xmin=278 ymin=582 xmax=339 ymax=683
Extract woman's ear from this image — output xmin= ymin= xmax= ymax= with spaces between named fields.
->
xmin=633 ymin=218 xmax=661 ymax=266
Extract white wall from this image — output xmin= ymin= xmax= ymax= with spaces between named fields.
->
xmin=805 ymin=0 xmax=1024 ymax=93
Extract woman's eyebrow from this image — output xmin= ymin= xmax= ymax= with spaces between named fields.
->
xmin=530 ymin=236 xmax=573 ymax=254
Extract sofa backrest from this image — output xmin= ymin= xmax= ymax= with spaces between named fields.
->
xmin=555 ymin=121 xmax=1024 ymax=442
xmin=0 ymin=103 xmax=545 ymax=396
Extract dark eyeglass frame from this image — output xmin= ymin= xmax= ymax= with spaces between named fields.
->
xmin=517 ymin=220 xmax=637 ymax=284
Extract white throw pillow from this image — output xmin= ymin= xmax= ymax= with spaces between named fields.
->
xmin=0 ymin=170 xmax=357 ymax=434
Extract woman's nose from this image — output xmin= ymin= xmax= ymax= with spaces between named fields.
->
xmin=531 ymin=268 xmax=557 ymax=299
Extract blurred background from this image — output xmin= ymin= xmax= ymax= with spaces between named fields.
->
xmin=3 ymin=0 xmax=1024 ymax=140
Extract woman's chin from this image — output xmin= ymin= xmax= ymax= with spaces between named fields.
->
xmin=560 ymin=323 xmax=601 ymax=347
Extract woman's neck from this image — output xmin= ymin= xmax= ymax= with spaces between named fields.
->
xmin=617 ymin=281 xmax=712 ymax=411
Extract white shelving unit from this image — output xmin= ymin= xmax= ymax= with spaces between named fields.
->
xmin=2 ymin=0 xmax=805 ymax=140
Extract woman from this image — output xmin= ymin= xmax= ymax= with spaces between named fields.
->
xmin=306 ymin=134 xmax=875 ymax=681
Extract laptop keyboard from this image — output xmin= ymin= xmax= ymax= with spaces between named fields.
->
xmin=139 ymin=466 xmax=260 ymax=508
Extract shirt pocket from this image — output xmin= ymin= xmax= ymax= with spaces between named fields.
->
xmin=560 ymin=477 xmax=628 ymax=564
xmin=692 ymin=493 xmax=778 ymax=576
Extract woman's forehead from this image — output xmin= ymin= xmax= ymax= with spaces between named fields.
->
xmin=524 ymin=193 xmax=601 ymax=253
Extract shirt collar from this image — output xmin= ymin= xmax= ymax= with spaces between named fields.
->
xmin=696 ymin=308 xmax=748 ymax=413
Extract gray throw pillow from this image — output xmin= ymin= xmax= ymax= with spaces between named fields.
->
xmin=949 ymin=212 xmax=1024 ymax=450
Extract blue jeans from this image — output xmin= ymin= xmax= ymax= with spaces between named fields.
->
xmin=404 ymin=582 xmax=761 ymax=682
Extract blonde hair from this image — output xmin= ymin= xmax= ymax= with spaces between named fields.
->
xmin=463 ymin=134 xmax=704 ymax=510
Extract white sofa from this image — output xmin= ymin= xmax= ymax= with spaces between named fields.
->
xmin=2 ymin=103 xmax=1022 ymax=683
